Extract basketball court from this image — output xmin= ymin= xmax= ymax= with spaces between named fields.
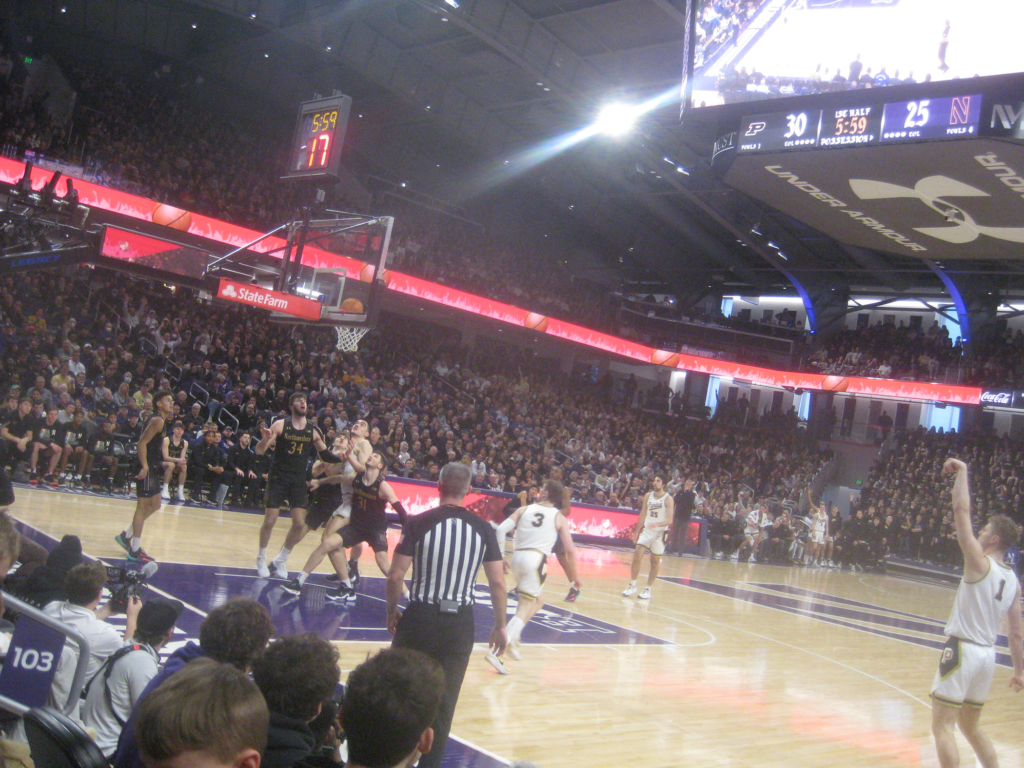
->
xmin=8 ymin=486 xmax=1022 ymax=768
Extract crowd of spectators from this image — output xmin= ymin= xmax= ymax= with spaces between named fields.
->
xmin=3 ymin=50 xmax=1024 ymax=391
xmin=803 ymin=319 xmax=962 ymax=382
xmin=859 ymin=427 xmax=1024 ymax=568
xmin=0 ymin=519 xmax=444 ymax=767
xmin=696 ymin=0 xmax=769 ymax=69
xmin=0 ymin=266 xmax=832 ymax=520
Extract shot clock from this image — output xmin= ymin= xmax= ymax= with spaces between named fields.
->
xmin=282 ymin=95 xmax=353 ymax=182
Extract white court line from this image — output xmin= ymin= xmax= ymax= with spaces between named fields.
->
xmin=567 ymin=590 xmax=718 ymax=648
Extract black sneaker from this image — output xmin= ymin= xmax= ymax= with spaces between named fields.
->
xmin=325 ymin=573 xmax=340 ymax=582
xmin=348 ymin=560 xmax=360 ymax=589
xmin=326 ymin=584 xmax=357 ymax=604
xmin=127 ymin=547 xmax=154 ymax=564
xmin=281 ymin=578 xmax=302 ymax=596
xmin=564 ymin=586 xmax=581 ymax=603
xmin=508 ymin=587 xmax=518 ymax=600
xmin=114 ymin=532 xmax=131 ymax=553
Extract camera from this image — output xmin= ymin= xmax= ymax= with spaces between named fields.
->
xmin=106 ymin=562 xmax=157 ymax=613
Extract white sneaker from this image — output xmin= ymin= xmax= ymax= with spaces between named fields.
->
xmin=749 ymin=556 xmax=758 ymax=564
xmin=176 ymin=487 xmax=186 ymax=502
xmin=256 ymin=555 xmax=270 ymax=578
xmin=160 ymin=485 xmax=170 ymax=500
xmin=622 ymin=584 xmax=638 ymax=597
xmin=485 ymin=652 xmax=510 ymax=675
xmin=506 ymin=640 xmax=522 ymax=661
xmin=638 ymin=587 xmax=652 ymax=600
xmin=270 ymin=559 xmax=289 ymax=580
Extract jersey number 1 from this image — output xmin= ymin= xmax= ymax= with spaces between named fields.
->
xmin=994 ymin=579 xmax=1006 ymax=602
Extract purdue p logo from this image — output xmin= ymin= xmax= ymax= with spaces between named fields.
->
xmin=941 ymin=647 xmax=954 ymax=664
xmin=850 ymin=175 xmax=1024 ymax=245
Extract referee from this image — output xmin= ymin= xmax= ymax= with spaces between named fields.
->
xmin=386 ymin=462 xmax=507 ymax=768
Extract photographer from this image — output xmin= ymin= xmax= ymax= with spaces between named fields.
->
xmin=82 ymin=597 xmax=183 ymax=758
xmin=43 ymin=561 xmax=142 ymax=704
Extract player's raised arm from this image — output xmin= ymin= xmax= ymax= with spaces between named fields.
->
xmin=943 ymin=458 xmax=987 ymax=578
xmin=255 ymin=420 xmax=282 ymax=455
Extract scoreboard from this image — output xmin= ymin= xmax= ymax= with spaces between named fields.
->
xmin=738 ymin=93 xmax=981 ymax=153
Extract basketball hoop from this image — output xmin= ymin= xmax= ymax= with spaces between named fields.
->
xmin=334 ymin=324 xmax=369 ymax=353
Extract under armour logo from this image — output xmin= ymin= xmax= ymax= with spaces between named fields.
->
xmin=849 ymin=176 xmax=1024 ymax=245
xmin=222 ymin=284 xmax=238 ymax=298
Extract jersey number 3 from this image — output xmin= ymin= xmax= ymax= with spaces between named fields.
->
xmin=531 ymin=512 xmax=544 ymax=528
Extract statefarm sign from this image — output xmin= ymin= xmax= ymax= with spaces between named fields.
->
xmin=216 ymin=279 xmax=322 ymax=321
xmin=0 ymin=157 xmax=983 ymax=406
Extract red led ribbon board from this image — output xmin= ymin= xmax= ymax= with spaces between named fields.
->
xmin=0 ymin=157 xmax=981 ymax=405
xmin=216 ymin=279 xmax=323 ymax=321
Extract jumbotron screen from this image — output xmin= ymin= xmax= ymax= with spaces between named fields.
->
xmin=691 ymin=0 xmax=1023 ymax=109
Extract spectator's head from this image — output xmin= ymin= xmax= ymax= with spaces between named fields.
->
xmin=981 ymin=514 xmax=1021 ymax=554
xmin=172 ymin=420 xmax=184 ymax=437
xmin=342 ymin=649 xmax=445 ymax=768
xmin=438 ymin=462 xmax=471 ymax=502
xmin=239 ymin=431 xmax=251 ymax=447
xmin=65 ymin=561 xmax=108 ymax=608
xmin=199 ymin=597 xmax=274 ymax=671
xmin=135 ymin=658 xmax=268 ymax=768
xmin=134 ymin=597 xmax=184 ymax=649
xmin=251 ymin=635 xmax=339 ymax=722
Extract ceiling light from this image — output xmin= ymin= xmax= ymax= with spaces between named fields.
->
xmin=594 ymin=103 xmax=638 ymax=136
xmin=263 ymin=53 xmax=269 ymax=58
xmin=191 ymin=23 xmax=198 ymax=29
xmin=325 ymin=45 xmax=332 ymax=51
xmin=250 ymin=12 xmax=257 ymax=19
xmin=400 ymin=182 xmax=407 ymax=187
xmin=441 ymin=16 xmax=448 ymax=20
xmin=676 ymin=166 xmax=688 ymax=175
xmin=444 ymin=0 xmax=459 ymax=7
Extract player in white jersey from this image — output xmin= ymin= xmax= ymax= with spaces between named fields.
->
xmin=493 ymin=479 xmax=578 ymax=668
xmin=318 ymin=420 xmax=372 ymax=587
xmin=805 ymin=493 xmax=829 ymax=567
xmin=622 ymin=473 xmax=674 ymax=600
xmin=931 ymin=459 xmax=1023 ymax=768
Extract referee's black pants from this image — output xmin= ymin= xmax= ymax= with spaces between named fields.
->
xmin=392 ymin=601 xmax=475 ymax=768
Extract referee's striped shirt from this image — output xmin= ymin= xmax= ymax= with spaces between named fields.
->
xmin=396 ymin=504 xmax=502 ymax=606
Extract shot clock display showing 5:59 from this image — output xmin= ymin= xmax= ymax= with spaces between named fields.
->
xmin=282 ymin=94 xmax=353 ymax=182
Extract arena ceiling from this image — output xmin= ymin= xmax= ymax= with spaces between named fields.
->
xmin=10 ymin=0 xmax=1024 ymax=317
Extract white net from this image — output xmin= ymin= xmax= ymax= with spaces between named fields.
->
xmin=334 ymin=324 xmax=370 ymax=353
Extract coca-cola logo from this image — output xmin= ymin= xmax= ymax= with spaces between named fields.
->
xmin=980 ymin=391 xmax=1013 ymax=405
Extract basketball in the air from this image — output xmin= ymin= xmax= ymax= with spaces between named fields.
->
xmin=821 ymin=375 xmax=849 ymax=392
xmin=523 ymin=312 xmax=549 ymax=333
xmin=651 ymin=350 xmax=680 ymax=367
xmin=358 ymin=263 xmax=391 ymax=286
xmin=340 ymin=298 xmax=364 ymax=313
xmin=151 ymin=203 xmax=192 ymax=232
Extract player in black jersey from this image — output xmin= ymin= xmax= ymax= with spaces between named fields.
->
xmin=28 ymin=407 xmax=65 ymax=485
xmin=283 ymin=449 xmax=408 ymax=603
xmin=254 ymin=392 xmax=331 ymax=579
xmin=114 ymin=390 xmax=174 ymax=564
xmin=160 ymin=421 xmax=188 ymax=502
